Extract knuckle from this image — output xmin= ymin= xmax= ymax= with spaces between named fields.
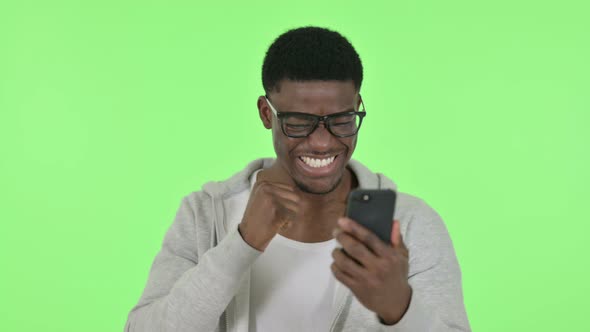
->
xmin=258 ymin=183 xmax=270 ymax=194
xmin=350 ymin=242 xmax=363 ymax=252
xmin=335 ymin=232 xmax=347 ymax=244
xmin=349 ymin=242 xmax=365 ymax=254
xmin=331 ymin=263 xmax=340 ymax=275
xmin=345 ymin=257 xmax=359 ymax=270
xmin=363 ymin=233 xmax=377 ymax=246
xmin=331 ymin=248 xmax=340 ymax=259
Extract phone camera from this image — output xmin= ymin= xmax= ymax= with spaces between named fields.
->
xmin=362 ymin=194 xmax=370 ymax=201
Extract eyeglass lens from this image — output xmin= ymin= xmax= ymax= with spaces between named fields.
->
xmin=282 ymin=113 xmax=361 ymax=137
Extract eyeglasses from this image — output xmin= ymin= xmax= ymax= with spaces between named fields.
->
xmin=265 ymin=96 xmax=367 ymax=138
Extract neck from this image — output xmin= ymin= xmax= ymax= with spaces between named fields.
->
xmin=302 ymin=169 xmax=353 ymax=208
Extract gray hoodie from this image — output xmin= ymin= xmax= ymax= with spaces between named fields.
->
xmin=125 ymin=158 xmax=471 ymax=332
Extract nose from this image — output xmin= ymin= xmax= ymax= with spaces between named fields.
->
xmin=306 ymin=121 xmax=335 ymax=150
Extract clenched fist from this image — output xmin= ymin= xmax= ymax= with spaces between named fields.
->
xmin=238 ymin=171 xmax=302 ymax=251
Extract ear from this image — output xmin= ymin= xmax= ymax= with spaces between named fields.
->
xmin=356 ymin=94 xmax=363 ymax=111
xmin=257 ymin=96 xmax=273 ymax=129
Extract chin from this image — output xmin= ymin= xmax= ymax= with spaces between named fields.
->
xmin=294 ymin=175 xmax=343 ymax=195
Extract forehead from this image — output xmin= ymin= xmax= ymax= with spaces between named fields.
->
xmin=270 ymin=80 xmax=358 ymax=113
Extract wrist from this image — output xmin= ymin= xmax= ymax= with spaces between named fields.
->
xmin=377 ymin=286 xmax=413 ymax=325
xmin=238 ymin=223 xmax=267 ymax=251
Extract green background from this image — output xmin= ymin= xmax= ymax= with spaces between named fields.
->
xmin=1 ymin=0 xmax=588 ymax=331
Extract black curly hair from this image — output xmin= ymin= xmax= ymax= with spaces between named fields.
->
xmin=262 ymin=26 xmax=363 ymax=94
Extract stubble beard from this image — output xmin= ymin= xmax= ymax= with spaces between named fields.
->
xmin=294 ymin=173 xmax=344 ymax=195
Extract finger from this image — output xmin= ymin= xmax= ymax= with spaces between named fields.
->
xmin=269 ymin=182 xmax=296 ymax=191
xmin=255 ymin=180 xmax=295 ymax=193
xmin=279 ymin=200 xmax=300 ymax=213
xmin=269 ymin=187 xmax=301 ymax=203
xmin=256 ymin=171 xmax=291 ymax=188
xmin=277 ymin=202 xmax=299 ymax=223
xmin=391 ymin=220 xmax=401 ymax=247
xmin=278 ymin=219 xmax=292 ymax=231
xmin=338 ymin=217 xmax=390 ymax=257
xmin=331 ymin=226 xmax=344 ymax=241
xmin=332 ymin=247 xmax=368 ymax=279
xmin=335 ymin=229 xmax=377 ymax=268
xmin=391 ymin=220 xmax=408 ymax=254
xmin=253 ymin=182 xmax=296 ymax=203
xmin=331 ymin=262 xmax=357 ymax=288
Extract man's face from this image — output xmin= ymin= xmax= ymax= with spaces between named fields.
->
xmin=259 ymin=80 xmax=360 ymax=195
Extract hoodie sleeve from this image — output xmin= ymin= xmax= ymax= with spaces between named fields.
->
xmin=382 ymin=197 xmax=471 ymax=332
xmin=125 ymin=194 xmax=261 ymax=332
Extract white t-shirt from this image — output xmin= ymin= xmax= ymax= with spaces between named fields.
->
xmin=249 ymin=170 xmax=339 ymax=332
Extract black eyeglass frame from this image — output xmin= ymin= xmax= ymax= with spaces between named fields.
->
xmin=264 ymin=95 xmax=367 ymax=138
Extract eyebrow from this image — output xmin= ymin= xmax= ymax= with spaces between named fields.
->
xmin=284 ymin=104 xmax=358 ymax=114
xmin=266 ymin=96 xmax=361 ymax=116
xmin=282 ymin=109 xmax=358 ymax=117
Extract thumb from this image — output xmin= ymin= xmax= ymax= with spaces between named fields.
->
xmin=391 ymin=220 xmax=404 ymax=248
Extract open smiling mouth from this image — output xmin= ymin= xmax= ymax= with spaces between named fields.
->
xmin=299 ymin=155 xmax=337 ymax=168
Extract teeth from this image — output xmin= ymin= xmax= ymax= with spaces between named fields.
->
xmin=300 ymin=156 xmax=336 ymax=168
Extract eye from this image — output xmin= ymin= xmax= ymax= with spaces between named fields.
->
xmin=332 ymin=120 xmax=354 ymax=127
xmin=330 ymin=114 xmax=356 ymax=126
xmin=284 ymin=114 xmax=315 ymax=126
xmin=285 ymin=124 xmax=313 ymax=132
xmin=286 ymin=123 xmax=313 ymax=128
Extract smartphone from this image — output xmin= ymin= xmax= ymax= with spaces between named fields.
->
xmin=345 ymin=189 xmax=397 ymax=244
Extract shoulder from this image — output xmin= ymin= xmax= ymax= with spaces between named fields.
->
xmin=396 ymin=192 xmax=443 ymax=226
xmin=395 ymin=191 xmax=451 ymax=246
xmin=200 ymin=158 xmax=274 ymax=198
xmin=395 ymin=191 xmax=458 ymax=276
xmin=180 ymin=158 xmax=275 ymax=225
